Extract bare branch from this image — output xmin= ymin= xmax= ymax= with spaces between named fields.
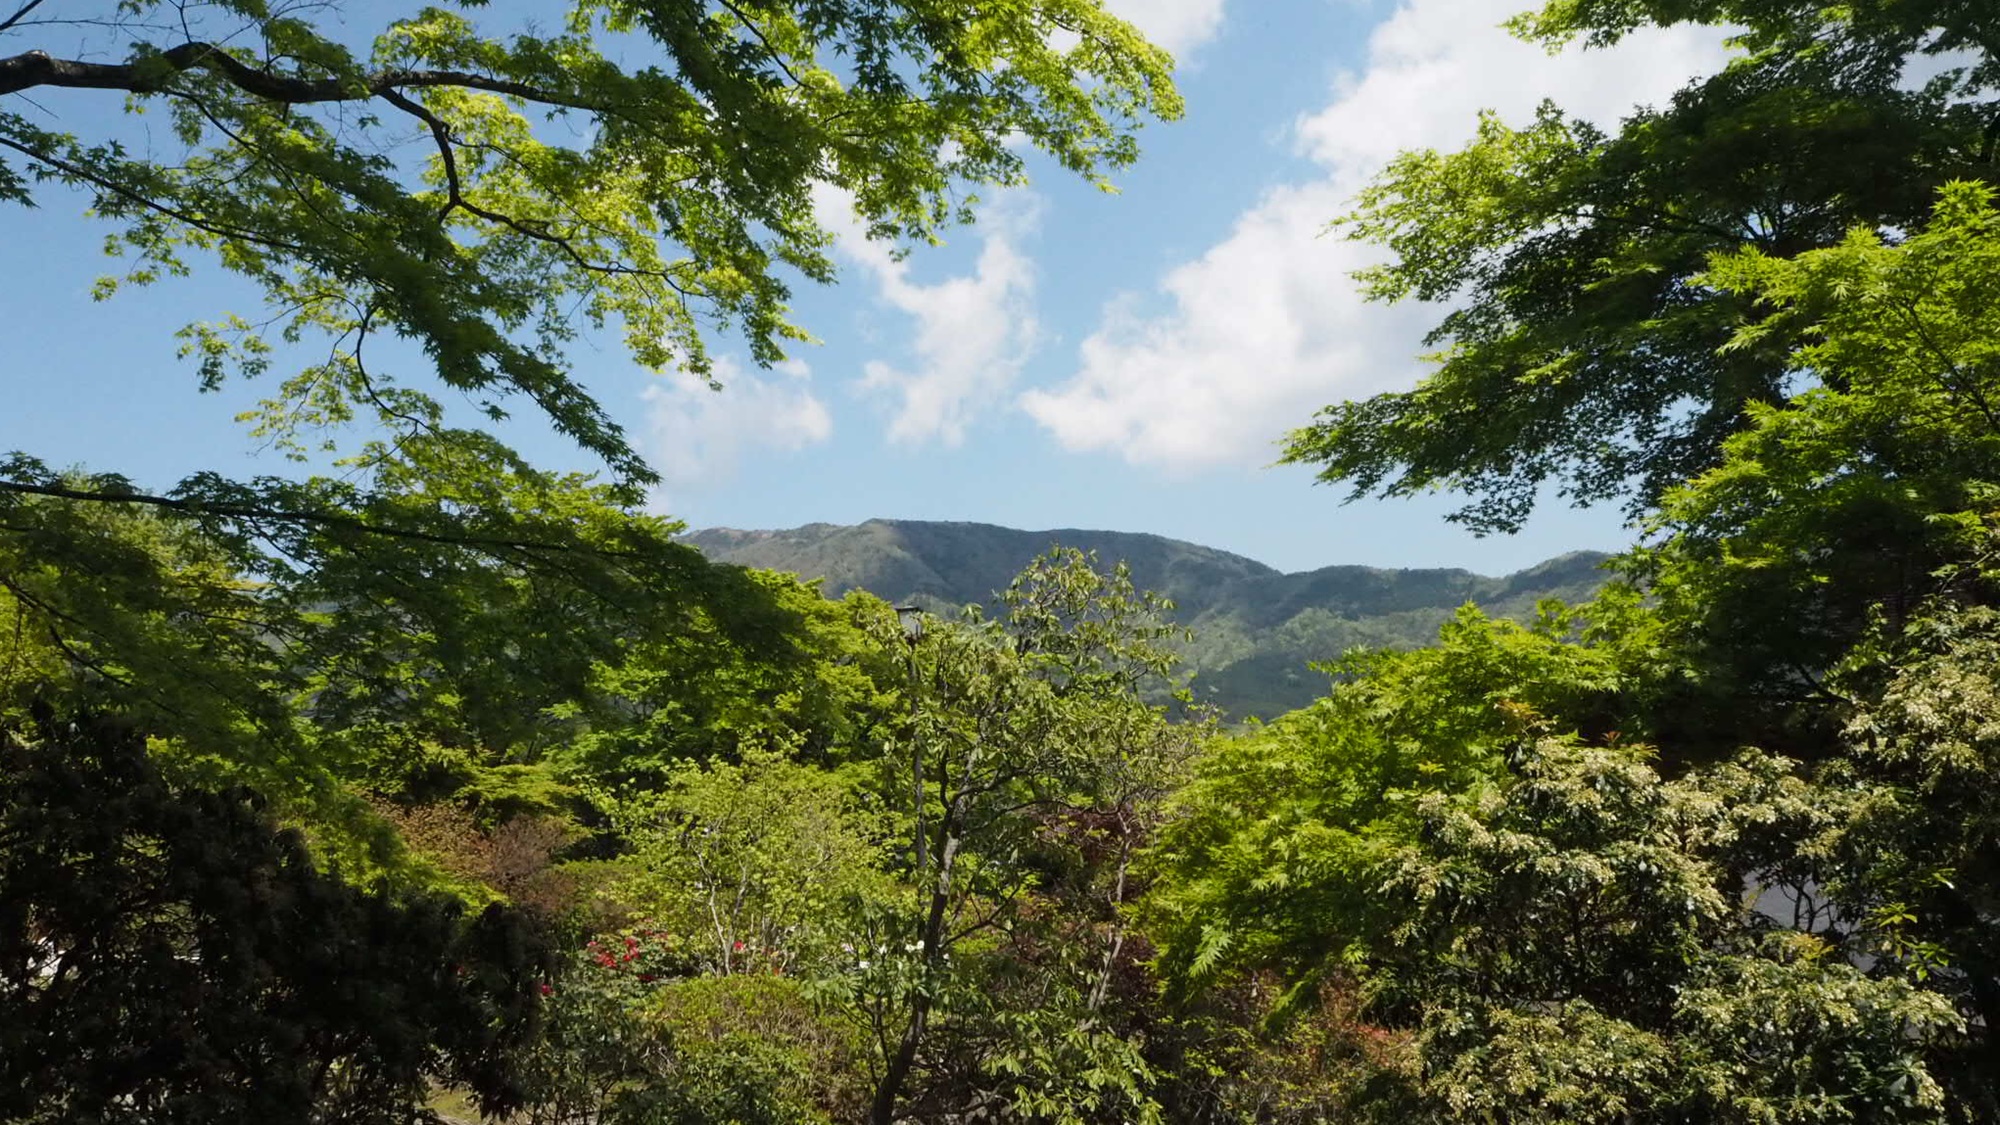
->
xmin=0 ymin=0 xmax=49 ymax=36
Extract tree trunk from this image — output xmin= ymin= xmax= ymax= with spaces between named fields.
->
xmin=869 ymin=805 xmax=963 ymax=1125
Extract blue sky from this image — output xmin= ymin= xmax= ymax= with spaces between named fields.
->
xmin=2 ymin=0 xmax=1730 ymax=574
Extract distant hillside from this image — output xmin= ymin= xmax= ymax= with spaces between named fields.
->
xmin=685 ymin=519 xmax=1612 ymax=719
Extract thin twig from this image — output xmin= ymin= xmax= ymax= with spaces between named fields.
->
xmin=0 ymin=0 xmax=49 ymax=36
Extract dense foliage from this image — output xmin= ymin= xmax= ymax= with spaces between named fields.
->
xmin=9 ymin=0 xmax=2000 ymax=1119
xmin=0 ymin=0 xmax=1183 ymax=813
xmin=0 ymin=711 xmax=556 ymax=1123
xmin=1146 ymin=1 xmax=2000 ymax=1120
xmin=0 ymin=0 xmax=1179 ymax=488
xmin=1283 ymin=0 xmax=2000 ymax=533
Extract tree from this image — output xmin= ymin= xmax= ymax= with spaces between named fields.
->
xmin=603 ymin=747 xmax=891 ymax=976
xmin=1145 ymin=609 xmax=1961 ymax=1123
xmin=1632 ymin=182 xmax=2000 ymax=699
xmin=505 ymin=552 xmax=1206 ymax=1123
xmin=1283 ymin=0 xmax=1997 ymax=532
xmin=0 ymin=0 xmax=1183 ymax=800
xmin=518 ymin=950 xmax=857 ymax=1125
xmin=1231 ymin=2 xmax=2000 ymax=1116
xmin=1629 ymin=180 xmax=2000 ymax=1116
xmin=0 ymin=710 xmax=558 ymax=1123
xmin=551 ymin=577 xmax=903 ymax=787
xmin=1145 ymin=604 xmax=1630 ymax=997
xmin=1 ymin=0 xmax=1180 ymax=492
xmin=1156 ymin=178 xmax=2000 ymax=1098
xmin=857 ymin=549 xmax=1204 ymax=1125
xmin=0 ymin=449 xmax=779 ymax=819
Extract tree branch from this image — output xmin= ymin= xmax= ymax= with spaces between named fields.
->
xmin=0 ymin=478 xmax=644 ymax=558
xmin=0 ymin=134 xmax=309 ymax=257
xmin=372 ymin=84 xmax=697 ymax=296
xmin=376 ymin=86 xmax=462 ymax=225
xmin=0 ymin=43 xmax=609 ymax=109
xmin=0 ymin=0 xmax=48 ymax=36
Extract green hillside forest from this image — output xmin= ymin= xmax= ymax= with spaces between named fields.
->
xmin=8 ymin=0 xmax=2000 ymax=1122
xmin=687 ymin=519 xmax=1611 ymax=718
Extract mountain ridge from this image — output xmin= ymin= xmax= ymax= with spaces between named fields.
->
xmin=684 ymin=519 xmax=1612 ymax=718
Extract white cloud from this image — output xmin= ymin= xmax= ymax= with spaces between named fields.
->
xmin=813 ymin=2 xmax=1224 ymax=451
xmin=1021 ymin=0 xmax=1732 ymax=469
xmin=642 ymin=356 xmax=831 ymax=499
xmin=821 ymin=186 xmax=1043 ymax=447
xmin=1102 ymin=0 xmax=1227 ymax=59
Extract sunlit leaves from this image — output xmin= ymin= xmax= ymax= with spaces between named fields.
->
xmin=3 ymin=0 xmax=1180 ymax=487
xmin=1284 ymin=0 xmax=1992 ymax=532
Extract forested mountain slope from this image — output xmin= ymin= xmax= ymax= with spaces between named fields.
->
xmin=686 ymin=520 xmax=1609 ymax=717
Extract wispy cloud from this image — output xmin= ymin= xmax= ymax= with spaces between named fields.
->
xmin=820 ymin=186 xmax=1043 ymax=447
xmin=642 ymin=356 xmax=832 ymax=503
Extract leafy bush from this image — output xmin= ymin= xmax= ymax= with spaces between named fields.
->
xmin=0 ymin=711 xmax=556 ymax=1124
